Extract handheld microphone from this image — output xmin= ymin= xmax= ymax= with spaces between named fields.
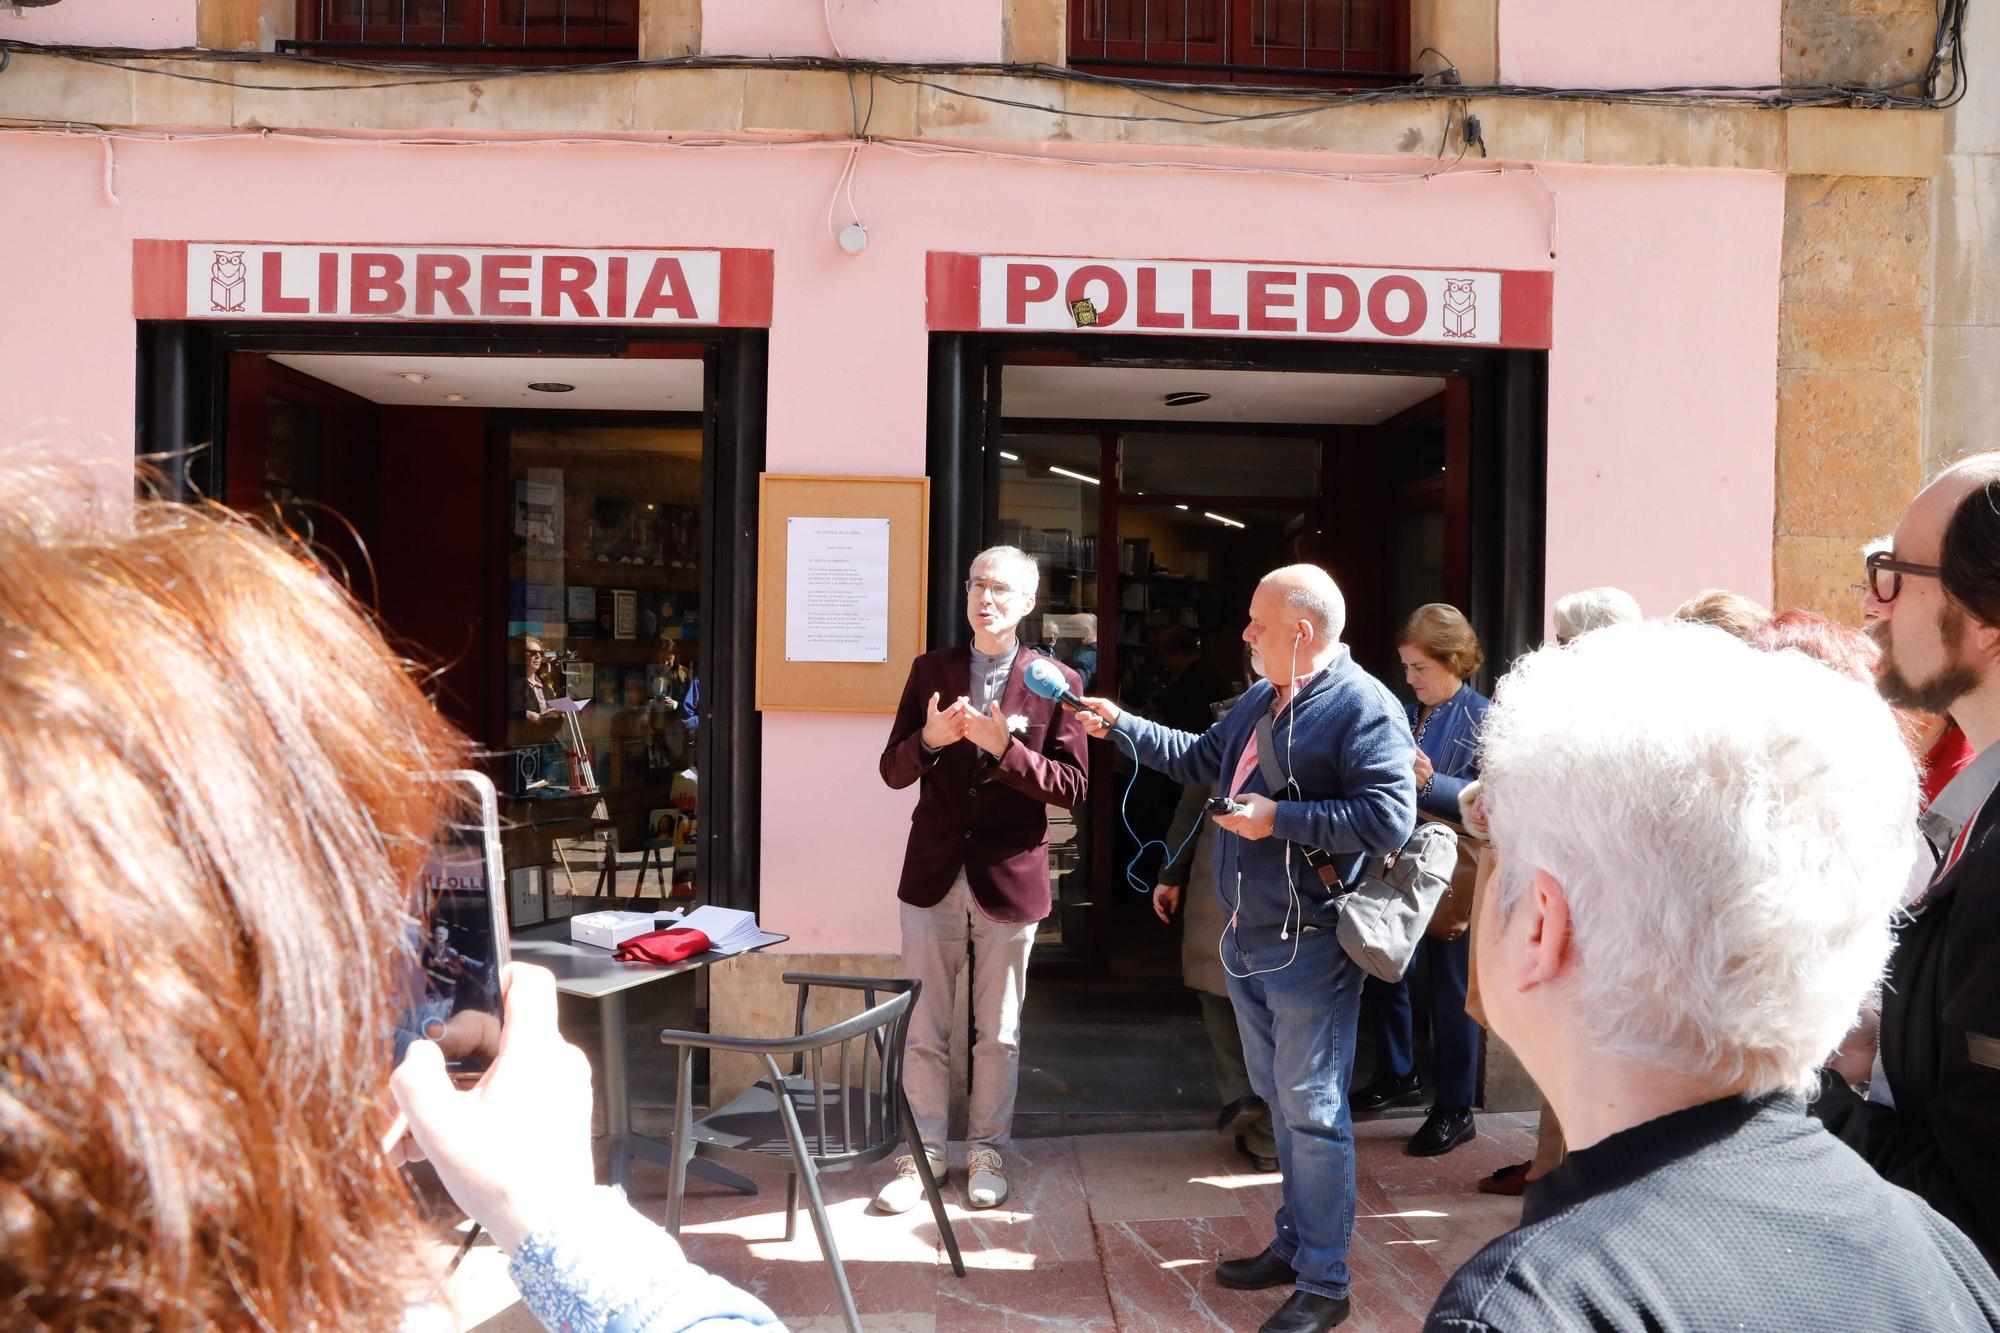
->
xmin=1023 ymin=656 xmax=1094 ymax=714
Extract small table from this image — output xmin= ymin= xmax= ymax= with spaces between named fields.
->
xmin=511 ymin=921 xmax=790 ymax=1193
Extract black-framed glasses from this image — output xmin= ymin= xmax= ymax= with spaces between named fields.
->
xmin=1866 ymin=549 xmax=1942 ymax=603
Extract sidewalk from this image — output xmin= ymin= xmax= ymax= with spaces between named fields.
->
xmin=436 ymin=1112 xmax=1535 ymax=1332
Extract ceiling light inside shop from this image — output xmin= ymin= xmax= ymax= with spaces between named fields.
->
xmin=1204 ymin=511 xmax=1246 ymax=529
xmin=442 ymin=392 xmax=469 ymax=403
xmin=397 ymin=371 xmax=430 ymax=384
xmin=999 ymin=451 xmax=1020 ymax=461
xmin=1049 ymin=466 xmax=1100 ymax=485
xmin=528 ymin=382 xmax=577 ymax=393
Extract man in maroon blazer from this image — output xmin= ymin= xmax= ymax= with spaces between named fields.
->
xmin=874 ymin=545 xmax=1089 ymax=1214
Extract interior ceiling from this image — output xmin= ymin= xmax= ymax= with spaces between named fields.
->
xmin=1002 ymin=365 xmax=1444 ymax=424
xmin=270 ymin=354 xmax=704 ymax=411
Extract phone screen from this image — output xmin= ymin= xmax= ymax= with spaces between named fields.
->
xmin=395 ymin=770 xmax=511 ymax=1081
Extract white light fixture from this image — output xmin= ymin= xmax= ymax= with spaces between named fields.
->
xmin=999 ymin=450 xmax=1020 ymax=461
xmin=528 ymin=382 xmax=576 ymax=394
xmin=442 ymin=391 xmax=469 ymax=403
xmin=1175 ymin=504 xmax=1190 ymax=511
xmin=397 ymin=371 xmax=430 ymax=385
xmin=1049 ymin=466 xmax=1100 ymax=485
xmin=837 ymin=223 xmax=869 ymax=255
xmin=1204 ymin=511 xmax=1246 ymax=529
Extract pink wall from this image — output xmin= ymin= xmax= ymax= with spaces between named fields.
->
xmin=1 ymin=0 xmax=196 ymax=48
xmin=700 ymin=0 xmax=1002 ymax=62
xmin=1500 ymin=0 xmax=1780 ymax=88
xmin=0 ymin=131 xmax=1781 ymax=953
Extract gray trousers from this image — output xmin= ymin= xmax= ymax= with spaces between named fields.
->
xmin=899 ymin=872 xmax=1038 ymax=1159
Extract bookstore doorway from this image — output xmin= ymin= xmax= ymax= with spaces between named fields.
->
xmin=926 ymin=334 xmax=1546 ymax=1135
xmin=137 ymin=324 xmax=766 ymax=934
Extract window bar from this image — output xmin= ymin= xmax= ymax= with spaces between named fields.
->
xmin=397 ymin=0 xmax=407 ymax=45
xmin=1340 ymin=0 xmax=1349 ymax=66
xmin=319 ymin=0 xmax=330 ymax=45
xmin=1142 ymin=0 xmax=1150 ymax=64
xmin=561 ymin=0 xmax=569 ymax=48
xmin=1302 ymin=0 xmax=1310 ymax=65
xmin=1100 ymin=0 xmax=1110 ymax=59
xmin=356 ymin=0 xmax=366 ymax=43
xmin=1182 ymin=0 xmax=1189 ymax=61
xmin=1259 ymin=0 xmax=1269 ymax=65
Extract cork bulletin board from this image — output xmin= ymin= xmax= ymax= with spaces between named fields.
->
xmin=756 ymin=474 xmax=930 ymax=713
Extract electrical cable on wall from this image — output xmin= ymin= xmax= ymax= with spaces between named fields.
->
xmin=0 ymin=0 xmax=1969 ymax=112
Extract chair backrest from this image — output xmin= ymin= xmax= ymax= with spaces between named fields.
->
xmin=775 ymin=973 xmax=922 ymax=1163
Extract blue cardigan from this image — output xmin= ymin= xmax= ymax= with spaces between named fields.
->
xmin=1113 ymin=649 xmax=1417 ymax=951
xmin=1409 ymin=684 xmax=1490 ymax=822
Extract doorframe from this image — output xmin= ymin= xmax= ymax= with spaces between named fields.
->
xmin=926 ymin=331 xmax=1546 ymax=972
xmin=134 ymin=320 xmax=767 ymax=917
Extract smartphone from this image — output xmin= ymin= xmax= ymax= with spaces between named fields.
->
xmin=396 ymin=770 xmax=511 ymax=1082
xmin=1205 ymin=795 xmax=1246 ymax=816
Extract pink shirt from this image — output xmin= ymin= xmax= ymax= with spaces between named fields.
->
xmin=1227 ymin=669 xmax=1321 ymax=799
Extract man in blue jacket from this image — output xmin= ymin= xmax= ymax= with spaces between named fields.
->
xmin=1080 ymin=564 xmax=1417 ymax=1333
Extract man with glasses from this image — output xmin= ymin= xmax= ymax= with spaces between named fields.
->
xmin=876 ymin=545 xmax=1089 ymax=1214
xmin=1814 ymin=453 xmax=2000 ymax=1271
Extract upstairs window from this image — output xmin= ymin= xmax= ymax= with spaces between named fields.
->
xmin=288 ymin=0 xmax=638 ymax=61
xmin=1069 ymin=0 xmax=1410 ymax=87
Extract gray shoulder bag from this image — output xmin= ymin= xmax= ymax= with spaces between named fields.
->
xmin=1254 ymin=711 xmax=1457 ymax=983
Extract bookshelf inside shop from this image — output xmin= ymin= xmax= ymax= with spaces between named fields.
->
xmin=502 ymin=426 xmax=704 ymax=924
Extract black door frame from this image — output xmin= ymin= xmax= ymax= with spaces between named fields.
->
xmin=134 ymin=320 xmax=766 ymax=916
xmin=926 ymin=332 xmax=1547 ymax=684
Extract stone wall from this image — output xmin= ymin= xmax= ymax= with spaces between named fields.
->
xmin=1775 ymin=174 xmax=1931 ymax=622
xmin=1928 ymin=3 xmax=2000 ymax=473
xmin=1783 ymin=0 xmax=1939 ymax=87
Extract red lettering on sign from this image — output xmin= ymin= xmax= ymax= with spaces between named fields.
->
xmin=1006 ymin=263 xmax=1058 ymax=324
xmin=632 ymin=257 xmax=696 ymax=320
xmin=1368 ymin=275 xmax=1427 ymax=337
xmin=262 ymin=251 xmax=309 ymax=314
xmin=351 ymin=253 xmax=407 ymax=316
xmin=607 ymin=256 xmax=629 ymax=320
xmin=1305 ymin=273 xmax=1360 ymax=334
xmin=1066 ymin=265 xmax=1127 ymax=327
xmin=541 ymin=255 xmax=601 ymax=319
xmin=1135 ymin=267 xmax=1185 ymax=329
xmin=415 ymin=254 xmax=474 ymax=318
xmin=1191 ymin=270 xmax=1238 ymax=330
xmin=1246 ymin=270 xmax=1296 ymax=333
xmin=318 ymin=252 xmax=339 ymax=310
xmin=482 ymin=254 xmax=533 ymax=317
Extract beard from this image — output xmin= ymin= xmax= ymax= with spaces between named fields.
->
xmin=1877 ymin=605 xmax=1980 ymax=714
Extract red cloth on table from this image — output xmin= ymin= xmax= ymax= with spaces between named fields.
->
xmin=614 ymin=928 xmax=711 ymax=964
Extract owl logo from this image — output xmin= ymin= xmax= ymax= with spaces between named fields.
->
xmin=209 ymin=251 xmax=247 ymax=313
xmin=1069 ymin=297 xmax=1099 ymax=328
xmin=1441 ymin=277 xmax=1476 ymax=339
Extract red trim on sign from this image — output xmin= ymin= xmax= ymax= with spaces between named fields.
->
xmin=133 ymin=240 xmax=189 ymax=319
xmin=1500 ymin=270 xmax=1554 ymax=349
xmin=926 ymin=252 xmax=982 ymax=330
xmin=717 ymin=248 xmax=775 ymax=328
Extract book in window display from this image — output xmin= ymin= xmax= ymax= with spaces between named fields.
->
xmin=612 ymin=589 xmax=638 ymax=641
xmin=514 ymin=475 xmax=563 ymax=560
xmin=566 ymin=586 xmax=597 ymax=640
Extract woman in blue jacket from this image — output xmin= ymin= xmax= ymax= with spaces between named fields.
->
xmin=1350 ymin=604 xmax=1492 ymax=1157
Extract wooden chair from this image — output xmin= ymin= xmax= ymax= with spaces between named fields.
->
xmin=659 ymin=974 xmax=965 ymax=1333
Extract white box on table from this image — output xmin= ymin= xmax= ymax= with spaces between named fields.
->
xmin=569 ymin=909 xmax=663 ymax=950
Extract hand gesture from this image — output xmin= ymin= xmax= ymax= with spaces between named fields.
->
xmin=962 ymin=700 xmax=1013 ymax=758
xmin=1076 ymin=696 xmax=1121 ymax=739
xmin=1152 ymin=883 xmax=1182 ymax=923
xmin=1413 ymin=748 xmax=1435 ymax=788
xmin=389 ymin=964 xmax=597 ymax=1253
xmin=1213 ymin=791 xmax=1278 ymax=841
xmin=921 ymin=692 xmax=970 ymax=750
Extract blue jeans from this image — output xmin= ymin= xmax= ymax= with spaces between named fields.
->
xmin=1364 ymin=934 xmax=1481 ymax=1107
xmin=1226 ymin=924 xmax=1365 ymax=1301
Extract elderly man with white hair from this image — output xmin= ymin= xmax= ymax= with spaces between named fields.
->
xmin=1081 ymin=564 xmax=1416 ymax=1333
xmin=1549 ymin=584 xmax=1641 ymax=644
xmin=1424 ymin=622 xmax=2000 ymax=1332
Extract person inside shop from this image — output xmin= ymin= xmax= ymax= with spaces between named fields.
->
xmin=876 ymin=545 xmax=1090 ymax=1214
xmin=1155 ymin=624 xmax=1229 ymax=735
xmin=1425 ymin=620 xmax=2000 ymax=1332
xmin=1152 ymin=682 xmax=1278 ymax=1174
xmin=0 ymin=460 xmax=778 ymax=1333
xmin=1079 ymin=564 xmax=1417 ymax=1333
xmin=1814 ymin=453 xmax=2000 ymax=1271
xmin=1068 ymin=612 xmax=1100 ymax=687
xmin=1351 ymin=605 xmax=1490 ymax=1159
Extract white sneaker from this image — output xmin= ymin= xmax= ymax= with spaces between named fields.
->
xmin=966 ymin=1146 xmax=1009 ymax=1209
xmin=872 ymin=1152 xmax=944 ymax=1215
